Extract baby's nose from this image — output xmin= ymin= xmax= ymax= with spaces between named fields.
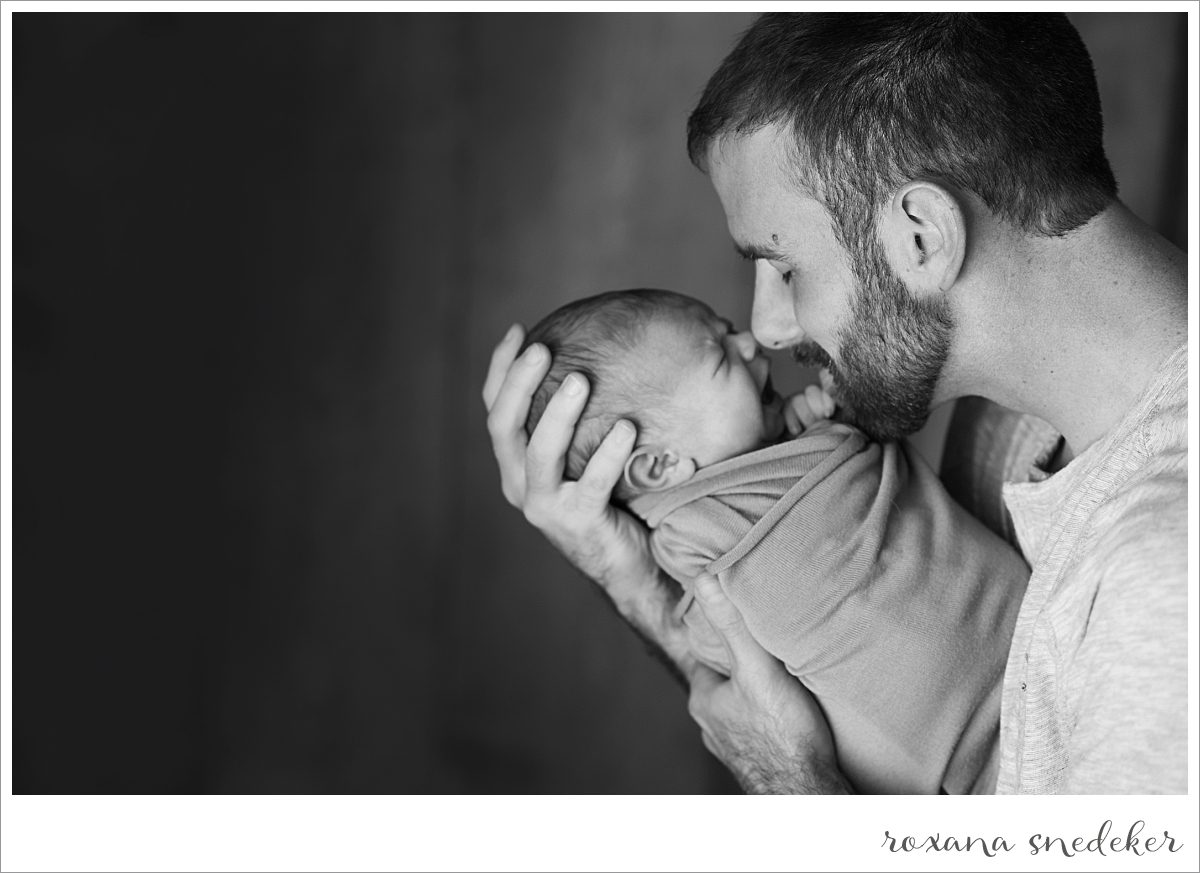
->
xmin=729 ymin=330 xmax=761 ymax=361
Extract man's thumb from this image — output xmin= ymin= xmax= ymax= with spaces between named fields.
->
xmin=694 ymin=573 xmax=774 ymax=677
xmin=693 ymin=574 xmax=734 ymax=624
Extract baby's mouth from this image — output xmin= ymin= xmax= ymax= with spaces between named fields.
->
xmin=761 ymin=374 xmax=780 ymax=406
xmin=760 ymin=374 xmax=785 ymax=440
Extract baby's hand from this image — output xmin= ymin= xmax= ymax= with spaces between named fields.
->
xmin=784 ymin=369 xmax=837 ymax=436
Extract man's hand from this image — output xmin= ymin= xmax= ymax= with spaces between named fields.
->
xmin=482 ymin=325 xmax=693 ymax=670
xmin=686 ymin=574 xmax=853 ymax=794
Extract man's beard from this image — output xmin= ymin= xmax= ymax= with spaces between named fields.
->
xmin=793 ymin=233 xmax=954 ymax=442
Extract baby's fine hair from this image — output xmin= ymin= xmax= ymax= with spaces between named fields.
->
xmin=522 ymin=288 xmax=697 ymax=484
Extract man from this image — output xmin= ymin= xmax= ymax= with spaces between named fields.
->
xmin=482 ymin=13 xmax=1187 ymax=793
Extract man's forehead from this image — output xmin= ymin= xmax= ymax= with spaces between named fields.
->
xmin=707 ymin=129 xmax=825 ymax=254
xmin=707 ymin=122 xmax=791 ymax=166
xmin=706 ymin=127 xmax=789 ymax=203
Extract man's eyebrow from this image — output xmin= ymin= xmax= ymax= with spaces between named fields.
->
xmin=734 ymin=241 xmax=786 ymax=261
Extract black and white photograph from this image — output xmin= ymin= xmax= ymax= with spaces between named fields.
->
xmin=4 ymin=6 xmax=1196 ymax=871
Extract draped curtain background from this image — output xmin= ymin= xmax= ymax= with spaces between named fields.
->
xmin=15 ymin=12 xmax=1186 ymax=792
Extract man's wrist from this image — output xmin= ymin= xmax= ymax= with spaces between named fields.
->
xmin=585 ymin=562 xmax=694 ymax=683
xmin=735 ymin=744 xmax=853 ymax=795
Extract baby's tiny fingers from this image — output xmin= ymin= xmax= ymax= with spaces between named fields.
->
xmin=784 ymin=399 xmax=803 ymax=436
xmin=803 ymin=385 xmax=829 ymax=423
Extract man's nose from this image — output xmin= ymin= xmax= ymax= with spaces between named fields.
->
xmin=750 ymin=260 xmax=804 ymax=349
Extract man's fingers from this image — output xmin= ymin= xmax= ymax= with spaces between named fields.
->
xmin=525 ymin=371 xmax=590 ymax=494
xmin=486 ymin=342 xmax=550 ymax=445
xmin=691 ymin=574 xmax=744 ymax=637
xmin=482 ymin=324 xmax=526 ymax=411
xmin=686 ymin=660 xmax=726 ymax=720
xmin=486 ymin=342 xmax=550 ymax=505
xmin=575 ymin=419 xmax=637 ymax=508
xmin=693 ymin=573 xmax=777 ymax=681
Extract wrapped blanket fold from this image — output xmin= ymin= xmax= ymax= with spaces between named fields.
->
xmin=629 ymin=420 xmax=1030 ymax=794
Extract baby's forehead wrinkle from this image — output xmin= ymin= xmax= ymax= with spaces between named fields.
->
xmin=609 ymin=364 xmax=676 ymax=447
xmin=619 ymin=329 xmax=687 ymax=411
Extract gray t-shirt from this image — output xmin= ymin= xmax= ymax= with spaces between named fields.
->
xmin=993 ymin=344 xmax=1188 ymax=793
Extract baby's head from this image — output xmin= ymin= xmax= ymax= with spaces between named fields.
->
xmin=523 ymin=289 xmax=785 ymax=500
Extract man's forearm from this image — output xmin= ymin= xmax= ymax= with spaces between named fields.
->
xmin=735 ymin=748 xmax=855 ymax=794
xmin=583 ymin=564 xmax=696 ymax=687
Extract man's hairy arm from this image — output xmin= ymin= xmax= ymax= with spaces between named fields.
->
xmin=585 ymin=566 xmax=696 ymax=687
xmin=686 ymin=574 xmax=853 ymax=794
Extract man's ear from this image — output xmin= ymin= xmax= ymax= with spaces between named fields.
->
xmin=881 ymin=181 xmax=966 ymax=299
xmin=623 ymin=445 xmax=697 ymax=493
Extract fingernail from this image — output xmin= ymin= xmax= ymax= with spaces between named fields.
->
xmin=613 ymin=419 xmax=635 ymax=439
xmin=525 ymin=344 xmax=546 ymax=365
xmin=505 ymin=323 xmax=521 ymax=342
xmin=563 ymin=373 xmax=584 ymax=395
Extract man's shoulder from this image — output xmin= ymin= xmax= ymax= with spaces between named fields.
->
xmin=1065 ymin=391 xmax=1188 ymax=628
xmin=1135 ymin=345 xmax=1188 ymax=459
xmin=1086 ymin=345 xmax=1188 ymax=549
xmin=1085 ymin=463 xmax=1187 ymax=585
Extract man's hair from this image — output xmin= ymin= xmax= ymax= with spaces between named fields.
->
xmin=687 ymin=13 xmax=1117 ymax=244
xmin=522 ymin=288 xmax=694 ymax=486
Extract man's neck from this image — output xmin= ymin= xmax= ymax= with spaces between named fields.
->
xmin=945 ymin=202 xmax=1186 ymax=458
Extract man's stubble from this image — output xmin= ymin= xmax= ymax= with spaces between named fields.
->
xmin=793 ymin=229 xmax=954 ymax=443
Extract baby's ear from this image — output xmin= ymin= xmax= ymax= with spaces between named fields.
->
xmin=623 ymin=445 xmax=697 ymax=493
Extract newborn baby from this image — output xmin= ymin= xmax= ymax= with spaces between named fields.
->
xmin=523 ymin=288 xmax=1029 ymax=794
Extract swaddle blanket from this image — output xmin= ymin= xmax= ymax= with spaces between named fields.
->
xmin=628 ymin=420 xmax=1029 ymax=794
